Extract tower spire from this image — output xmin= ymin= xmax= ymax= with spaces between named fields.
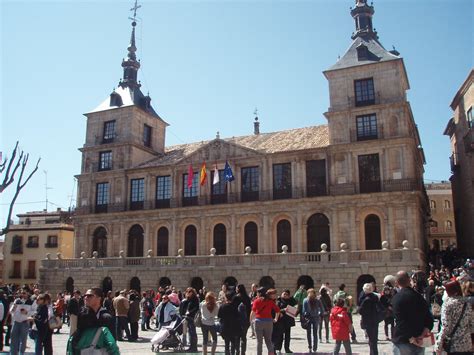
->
xmin=120 ymin=0 xmax=142 ymax=89
xmin=350 ymin=0 xmax=378 ymax=40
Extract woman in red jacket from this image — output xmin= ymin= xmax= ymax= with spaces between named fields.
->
xmin=330 ymin=298 xmax=353 ymax=355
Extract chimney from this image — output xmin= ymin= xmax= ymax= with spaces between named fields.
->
xmin=254 ymin=117 xmax=260 ymax=135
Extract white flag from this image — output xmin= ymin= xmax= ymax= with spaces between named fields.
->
xmin=213 ymin=166 xmax=220 ymax=185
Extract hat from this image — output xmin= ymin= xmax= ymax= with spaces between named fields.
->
xmin=363 ymin=283 xmax=374 ymax=294
xmin=257 ymin=287 xmax=267 ymax=295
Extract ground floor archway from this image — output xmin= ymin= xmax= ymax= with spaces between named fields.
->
xmin=296 ymin=275 xmax=314 ymax=290
xmin=356 ymin=274 xmax=376 ymax=305
xmin=259 ymin=276 xmax=275 ymax=289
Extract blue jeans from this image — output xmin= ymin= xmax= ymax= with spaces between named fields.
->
xmin=393 ymin=342 xmax=426 ymax=355
xmin=10 ymin=321 xmax=29 ymax=355
xmin=187 ymin=318 xmax=198 ymax=350
xmin=306 ymin=318 xmax=319 ymax=351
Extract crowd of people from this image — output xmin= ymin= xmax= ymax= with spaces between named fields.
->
xmin=0 ymin=258 xmax=472 ymax=355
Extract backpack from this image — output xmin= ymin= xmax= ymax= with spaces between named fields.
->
xmin=375 ymin=300 xmax=386 ymax=323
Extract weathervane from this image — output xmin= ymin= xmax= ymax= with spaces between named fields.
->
xmin=254 ymin=107 xmax=258 ymax=117
xmin=129 ymin=0 xmax=141 ymax=23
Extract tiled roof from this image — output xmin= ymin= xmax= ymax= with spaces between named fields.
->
xmin=138 ymin=125 xmax=329 ymax=167
xmin=327 ymin=36 xmax=400 ymax=71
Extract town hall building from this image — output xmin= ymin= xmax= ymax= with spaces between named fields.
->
xmin=40 ymin=0 xmax=429 ymax=296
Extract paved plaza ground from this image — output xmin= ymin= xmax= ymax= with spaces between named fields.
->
xmin=0 ymin=314 xmax=438 ymax=354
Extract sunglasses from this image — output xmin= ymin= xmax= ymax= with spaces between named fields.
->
xmin=84 ymin=294 xmax=96 ymax=298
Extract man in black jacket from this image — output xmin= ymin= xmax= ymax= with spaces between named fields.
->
xmin=67 ymin=290 xmax=83 ymax=335
xmin=392 ymin=271 xmax=433 ymax=355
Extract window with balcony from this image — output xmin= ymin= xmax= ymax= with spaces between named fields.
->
xmin=27 ymin=236 xmax=39 ymax=248
xmin=356 ymin=114 xmax=378 ymax=141
xmin=445 ymin=220 xmax=453 ymax=232
xmin=306 ymin=160 xmax=327 ymax=197
xmin=11 ymin=260 xmax=21 ymax=279
xmin=95 ymin=182 xmax=109 ymax=213
xmin=143 ymin=124 xmax=152 ymax=148
xmin=130 ymin=178 xmax=145 ymax=210
xmin=211 ymin=170 xmax=227 ymax=204
xmin=354 ymin=78 xmax=375 ymax=106
xmin=156 ymin=176 xmax=171 ymax=208
xmin=26 ymin=260 xmax=36 ymax=279
xmin=45 ymin=235 xmax=58 ymax=248
xmin=99 ymin=151 xmax=112 ymax=171
xmin=103 ymin=120 xmax=116 ymax=143
xmin=358 ymin=153 xmax=381 ymax=193
xmin=241 ymin=166 xmax=259 ymax=202
xmin=11 ymin=235 xmax=23 ymax=254
xmin=273 ymin=163 xmax=292 ymax=200
xmin=182 ymin=173 xmax=198 ymax=206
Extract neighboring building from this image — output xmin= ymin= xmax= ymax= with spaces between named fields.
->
xmin=3 ymin=209 xmax=74 ymax=285
xmin=444 ymin=69 xmax=474 ymax=257
xmin=426 ymin=182 xmax=457 ymax=250
xmin=0 ymin=241 xmax=4 ymax=285
xmin=41 ymin=1 xmax=428 ymax=296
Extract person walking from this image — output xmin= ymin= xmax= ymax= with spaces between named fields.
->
xmin=391 ymin=271 xmax=434 ymax=355
xmin=113 ymin=290 xmax=131 ymax=342
xmin=431 ymin=286 xmax=444 ymax=332
xmin=53 ymin=293 xmax=65 ymax=334
xmin=435 ymin=280 xmax=473 ymax=355
xmin=248 ymin=284 xmax=258 ymax=339
xmin=302 ymin=288 xmax=323 ymax=353
xmin=330 ymin=298 xmax=353 ymax=355
xmin=9 ymin=289 xmax=31 ymax=355
xmin=358 ymin=283 xmax=380 ymax=355
xmin=183 ymin=287 xmax=200 ymax=352
xmin=235 ymin=284 xmax=252 ymax=355
xmin=200 ymin=292 xmax=219 ymax=355
xmin=251 ymin=288 xmax=280 ymax=355
xmin=218 ymin=292 xmax=241 ymax=355
xmin=128 ymin=292 xmax=140 ymax=341
xmin=67 ymin=290 xmax=83 ymax=335
xmin=380 ymin=285 xmax=395 ymax=340
xmin=319 ymin=287 xmax=332 ymax=343
xmin=33 ymin=293 xmax=53 ymax=355
xmin=274 ymin=289 xmax=297 ymax=354
xmin=333 ymin=283 xmax=357 ymax=343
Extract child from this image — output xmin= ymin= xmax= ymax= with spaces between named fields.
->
xmin=330 ymin=298 xmax=353 ymax=355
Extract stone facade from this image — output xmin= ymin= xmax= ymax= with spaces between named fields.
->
xmin=426 ymin=182 xmax=457 ymax=250
xmin=444 ymin=69 xmax=474 ymax=257
xmin=40 ymin=1 xmax=429 ymax=294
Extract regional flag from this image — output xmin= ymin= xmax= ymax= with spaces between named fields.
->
xmin=213 ymin=165 xmax=220 ymax=185
xmin=187 ymin=164 xmax=194 ymax=188
xmin=200 ymin=162 xmax=207 ymax=186
xmin=224 ymin=161 xmax=235 ymax=182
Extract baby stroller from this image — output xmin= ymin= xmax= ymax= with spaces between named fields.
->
xmin=151 ymin=315 xmax=185 ymax=352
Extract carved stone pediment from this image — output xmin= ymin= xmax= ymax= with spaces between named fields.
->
xmin=182 ymin=139 xmax=261 ymax=164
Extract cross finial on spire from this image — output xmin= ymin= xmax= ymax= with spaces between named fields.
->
xmin=254 ymin=107 xmax=258 ymax=117
xmin=129 ymin=0 xmax=141 ymax=23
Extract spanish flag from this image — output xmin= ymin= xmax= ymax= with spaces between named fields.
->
xmin=200 ymin=162 xmax=207 ymax=186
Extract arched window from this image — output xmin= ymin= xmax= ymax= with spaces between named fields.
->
xmin=65 ymin=277 xmax=74 ymax=294
xmin=130 ymin=277 xmax=141 ymax=293
xmin=157 ymin=227 xmax=169 ymax=256
xmin=159 ymin=277 xmax=171 ymax=288
xmin=276 ymin=220 xmax=291 ymax=252
xmin=128 ymin=224 xmax=144 ymax=257
xmin=184 ymin=225 xmax=197 ymax=256
xmin=430 ymin=200 xmax=436 ymax=210
xmin=244 ymin=222 xmax=258 ymax=254
xmin=213 ymin=224 xmax=226 ymax=255
xmin=365 ymin=214 xmax=382 ymax=250
xmin=445 ymin=220 xmax=453 ymax=231
xmin=191 ymin=277 xmax=204 ymax=291
xmin=102 ymin=277 xmax=113 ymax=294
xmin=444 ymin=200 xmax=451 ymax=210
xmin=307 ymin=213 xmax=330 ymax=252
xmin=92 ymin=227 xmax=107 ymax=258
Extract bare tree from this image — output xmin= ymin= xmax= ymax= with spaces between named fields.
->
xmin=0 ymin=141 xmax=40 ymax=235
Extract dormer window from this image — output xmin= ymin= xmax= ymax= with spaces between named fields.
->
xmin=356 ymin=44 xmax=369 ymax=61
xmin=109 ymin=91 xmax=123 ymax=107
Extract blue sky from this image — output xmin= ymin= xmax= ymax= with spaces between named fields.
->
xmin=0 ymin=0 xmax=472 ymax=225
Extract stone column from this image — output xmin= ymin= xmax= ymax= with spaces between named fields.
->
xmin=173 ymin=168 xmax=181 ymax=207
xmin=144 ymin=221 xmax=150 ymax=256
xmin=331 ymin=210 xmax=338 ymax=251
xmin=350 ymin=208 xmax=358 ymax=250
xmin=387 ymin=206 xmax=395 ymax=248
xmin=200 ymin=218 xmax=207 ymax=255
xmin=296 ymin=210 xmax=303 ymax=252
xmin=170 ymin=218 xmax=177 ymax=255
xmin=262 ymin=213 xmax=270 ymax=253
xmin=230 ymin=215 xmax=236 ymax=254
xmin=120 ymin=223 xmax=126 ymax=255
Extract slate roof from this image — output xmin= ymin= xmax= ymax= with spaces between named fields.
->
xmin=328 ymin=36 xmax=400 ymax=71
xmin=88 ymin=86 xmax=165 ymax=122
xmin=138 ymin=124 xmax=329 ymax=168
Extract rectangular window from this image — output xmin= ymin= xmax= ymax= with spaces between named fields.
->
xmin=143 ymin=124 xmax=152 ymax=148
xmin=130 ymin=178 xmax=145 ymax=210
xmin=45 ymin=235 xmax=58 ymax=248
xmin=468 ymin=107 xmax=473 ymax=128
xmin=211 ymin=170 xmax=227 ymax=204
xmin=356 ymin=114 xmax=378 ymax=141
xmin=182 ymin=173 xmax=198 ymax=206
xmin=354 ymin=78 xmax=375 ymax=106
xmin=11 ymin=236 xmax=23 ymax=254
xmin=12 ymin=261 xmax=21 ymax=279
xmin=241 ymin=166 xmax=260 ymax=202
xmin=273 ymin=163 xmax=292 ymax=200
xmin=306 ymin=160 xmax=327 ymax=197
xmin=99 ymin=151 xmax=112 ymax=171
xmin=156 ymin=175 xmax=171 ymax=208
xmin=26 ymin=261 xmax=36 ymax=279
xmin=95 ymin=182 xmax=109 ymax=213
xmin=27 ymin=236 xmax=39 ymax=248
xmin=103 ymin=120 xmax=116 ymax=143
xmin=358 ymin=153 xmax=381 ymax=193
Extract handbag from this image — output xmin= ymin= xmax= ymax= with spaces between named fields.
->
xmin=442 ymin=302 xmax=467 ymax=353
xmin=80 ymin=327 xmax=108 ymax=355
xmin=48 ymin=316 xmax=63 ymax=330
xmin=300 ymin=315 xmax=309 ymax=330
xmin=194 ymin=310 xmax=202 ymax=328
